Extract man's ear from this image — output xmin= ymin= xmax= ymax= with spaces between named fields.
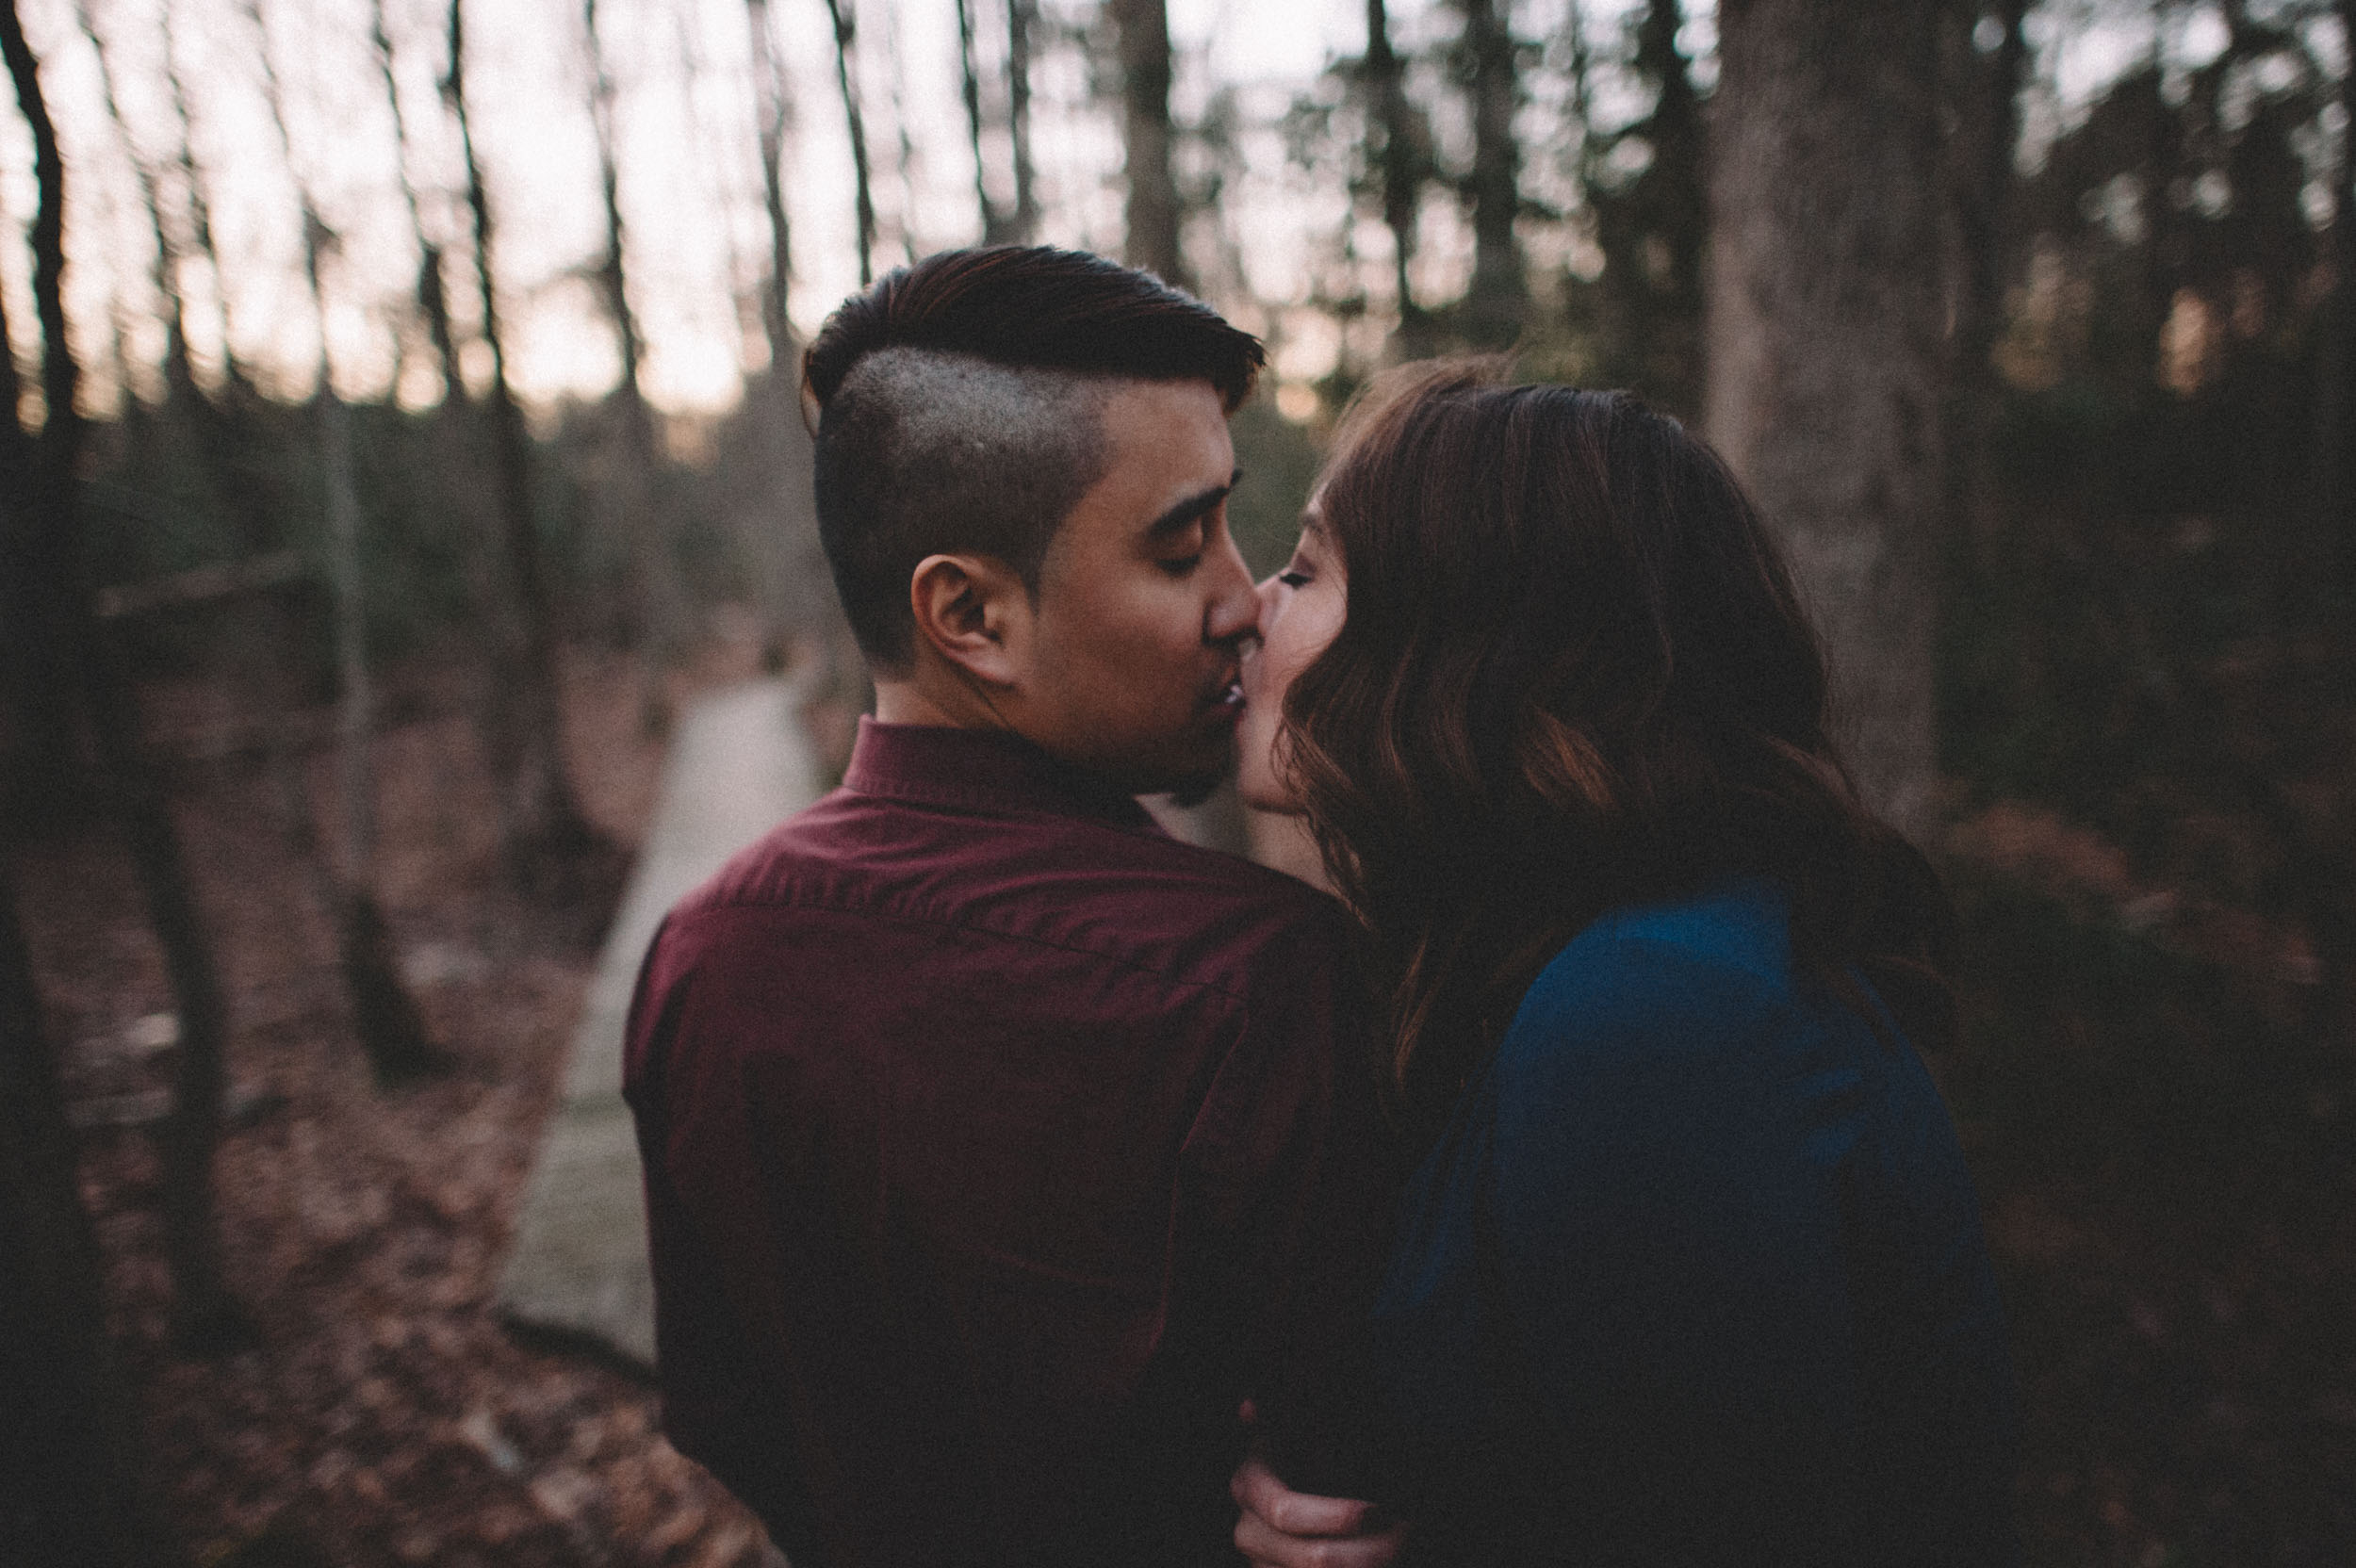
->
xmin=908 ymin=553 xmax=1033 ymax=690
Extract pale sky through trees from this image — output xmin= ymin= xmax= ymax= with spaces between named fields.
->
xmin=0 ymin=0 xmax=2184 ymax=422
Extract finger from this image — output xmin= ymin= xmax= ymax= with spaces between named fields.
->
xmin=1230 ymin=1455 xmax=1376 ymax=1538
xmin=1235 ymin=1510 xmax=1410 ymax=1568
xmin=1238 ymin=1397 xmax=1260 ymax=1427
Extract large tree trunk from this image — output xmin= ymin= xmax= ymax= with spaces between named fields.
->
xmin=1703 ymin=0 xmax=1950 ymax=844
xmin=3 ymin=0 xmax=248 ymax=1348
xmin=447 ymin=0 xmax=603 ymax=887
xmin=0 ymin=4 xmax=82 ymax=822
xmin=0 ymin=856 xmax=184 ymax=1568
xmin=1454 ymin=0 xmax=1523 ymax=348
xmin=822 ymin=0 xmax=877 ymax=286
xmin=1109 ymin=0 xmax=1187 ymax=288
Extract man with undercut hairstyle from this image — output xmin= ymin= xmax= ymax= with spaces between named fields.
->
xmin=622 ymin=248 xmax=1397 ymax=1568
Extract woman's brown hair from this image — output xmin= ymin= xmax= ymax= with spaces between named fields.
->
xmin=1279 ymin=362 xmax=1954 ymax=1127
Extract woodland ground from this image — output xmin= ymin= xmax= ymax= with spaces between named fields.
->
xmin=16 ymin=632 xmax=2355 ymax=1568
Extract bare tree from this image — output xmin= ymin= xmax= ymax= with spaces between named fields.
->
xmin=956 ymin=0 xmax=1009 ymax=241
xmin=253 ymin=0 xmax=442 ymax=1082
xmin=159 ymin=0 xmax=235 ymax=399
xmin=3 ymin=0 xmax=246 ymax=1349
xmin=370 ymin=0 xmax=464 ymax=410
xmin=2327 ymin=0 xmax=2356 ymax=592
xmin=446 ymin=0 xmax=603 ymax=885
xmin=1572 ymin=0 xmax=1706 ymax=414
xmin=744 ymin=0 xmax=794 ymax=368
xmin=1364 ymin=0 xmax=1430 ymax=353
xmin=1109 ymin=0 xmax=1187 ymax=287
xmin=583 ymin=0 xmax=683 ymax=722
xmin=1453 ymin=0 xmax=1523 ymax=347
xmin=1704 ymin=0 xmax=1951 ymax=841
xmin=879 ymin=0 xmax=922 ymax=265
xmin=822 ymin=0 xmax=877 ymax=285
xmin=79 ymin=0 xmax=192 ymax=395
xmin=1007 ymin=0 xmax=1039 ymax=242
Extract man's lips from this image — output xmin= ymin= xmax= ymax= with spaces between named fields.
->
xmin=1202 ymin=668 xmax=1247 ymax=716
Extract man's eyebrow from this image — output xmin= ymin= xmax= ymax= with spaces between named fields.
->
xmin=1146 ymin=468 xmax=1243 ymax=538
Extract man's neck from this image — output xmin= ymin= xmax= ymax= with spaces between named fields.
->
xmin=872 ymin=672 xmax=1010 ymax=732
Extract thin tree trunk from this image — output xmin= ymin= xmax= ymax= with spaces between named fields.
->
xmin=744 ymin=0 xmax=794 ymax=367
xmin=957 ymin=0 xmax=1010 ymax=242
xmin=1703 ymin=0 xmax=1950 ymax=843
xmin=1110 ymin=0 xmax=1187 ymax=288
xmin=1945 ymin=0 xmax=2027 ymax=582
xmin=159 ymin=0 xmax=235 ymax=397
xmin=880 ymin=0 xmax=921 ymax=265
xmin=80 ymin=0 xmax=194 ymax=396
xmin=1365 ymin=0 xmax=1425 ymax=353
xmin=370 ymin=0 xmax=463 ymax=410
xmin=446 ymin=0 xmax=602 ymax=887
xmin=2327 ymin=0 xmax=2356 ymax=594
xmin=1007 ymin=0 xmax=1038 ymax=242
xmin=583 ymin=0 xmax=680 ymax=726
xmin=822 ymin=0 xmax=877 ymax=285
xmin=0 ymin=855 xmax=186 ymax=1568
xmin=253 ymin=0 xmax=442 ymax=1083
xmin=1454 ymin=0 xmax=1523 ymax=347
xmin=5 ymin=0 xmax=249 ymax=1348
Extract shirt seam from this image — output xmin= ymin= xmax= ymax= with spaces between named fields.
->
xmin=669 ymin=891 xmax=1269 ymax=1008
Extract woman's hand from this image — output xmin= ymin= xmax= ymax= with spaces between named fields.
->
xmin=1230 ymin=1452 xmax=1408 ymax=1568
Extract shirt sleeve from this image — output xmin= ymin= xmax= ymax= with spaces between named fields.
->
xmin=621 ymin=920 xmax=823 ymax=1564
xmin=1482 ymin=938 xmax=1874 ymax=1563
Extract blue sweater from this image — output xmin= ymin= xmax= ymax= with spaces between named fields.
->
xmin=1366 ymin=883 xmax=2019 ymax=1565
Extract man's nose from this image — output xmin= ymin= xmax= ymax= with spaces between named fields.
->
xmin=1204 ymin=531 xmax=1259 ymax=645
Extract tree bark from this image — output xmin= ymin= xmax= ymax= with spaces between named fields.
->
xmin=0 ymin=855 xmax=185 ymax=1568
xmin=1109 ymin=0 xmax=1188 ymax=288
xmin=1702 ymin=0 xmax=1950 ymax=843
xmin=446 ymin=0 xmax=602 ymax=886
xmin=1454 ymin=0 xmax=1523 ymax=348
xmin=822 ymin=0 xmax=877 ymax=286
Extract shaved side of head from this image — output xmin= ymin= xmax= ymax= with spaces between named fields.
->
xmin=801 ymin=246 xmax=1265 ymax=668
xmin=815 ymin=349 xmax=1106 ymax=670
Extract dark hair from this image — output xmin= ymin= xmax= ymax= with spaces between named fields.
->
xmin=803 ymin=246 xmax=1265 ymax=667
xmin=1280 ymin=361 xmax=1954 ymax=1125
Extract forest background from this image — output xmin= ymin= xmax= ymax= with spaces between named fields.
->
xmin=4 ymin=0 xmax=2354 ymax=1564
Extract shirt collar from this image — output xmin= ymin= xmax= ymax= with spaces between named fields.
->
xmin=843 ymin=718 xmax=1164 ymax=831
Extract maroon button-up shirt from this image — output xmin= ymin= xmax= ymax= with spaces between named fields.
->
xmin=623 ymin=720 xmax=1394 ymax=1568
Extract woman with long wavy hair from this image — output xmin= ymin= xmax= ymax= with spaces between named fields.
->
xmin=1228 ymin=364 xmax=2018 ymax=1566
